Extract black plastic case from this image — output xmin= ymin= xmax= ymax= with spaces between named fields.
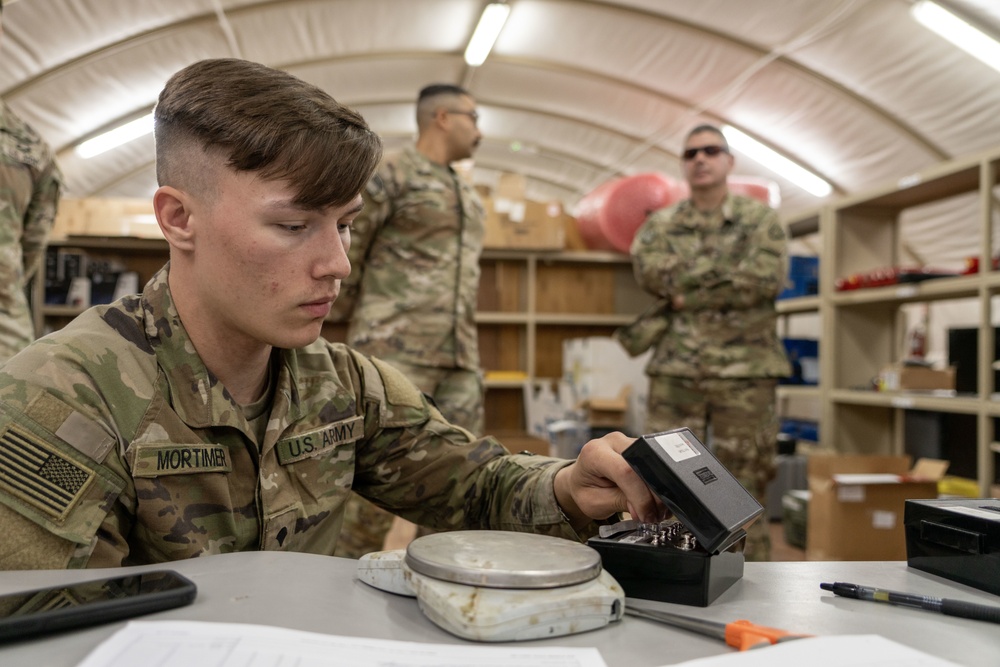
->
xmin=905 ymin=498 xmax=1000 ymax=596
xmin=587 ymin=427 xmax=764 ymax=606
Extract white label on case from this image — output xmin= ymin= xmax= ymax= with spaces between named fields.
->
xmin=652 ymin=431 xmax=701 ymax=463
xmin=872 ymin=510 xmax=897 ymax=530
xmin=837 ymin=485 xmax=866 ymax=502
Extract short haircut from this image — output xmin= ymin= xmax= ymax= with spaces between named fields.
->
xmin=416 ymin=83 xmax=472 ymax=129
xmin=685 ymin=124 xmax=728 ymax=150
xmin=154 ymin=58 xmax=382 ymax=210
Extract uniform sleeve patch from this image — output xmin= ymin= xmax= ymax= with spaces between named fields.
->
xmin=0 ymin=424 xmax=95 ymax=522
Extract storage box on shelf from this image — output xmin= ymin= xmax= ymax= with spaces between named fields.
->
xmin=820 ymin=146 xmax=1000 ymax=495
xmin=779 ymin=255 xmax=819 ymax=299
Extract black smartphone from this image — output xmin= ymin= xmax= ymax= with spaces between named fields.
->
xmin=0 ymin=569 xmax=197 ymax=642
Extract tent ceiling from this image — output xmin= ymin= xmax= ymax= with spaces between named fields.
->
xmin=2 ymin=0 xmax=999 ymax=237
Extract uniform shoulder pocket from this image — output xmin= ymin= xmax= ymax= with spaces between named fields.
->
xmin=349 ymin=350 xmax=429 ymax=428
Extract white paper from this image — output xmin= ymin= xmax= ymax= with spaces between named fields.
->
xmin=75 ymin=620 xmax=608 ymax=667
xmin=658 ymin=635 xmax=961 ymax=667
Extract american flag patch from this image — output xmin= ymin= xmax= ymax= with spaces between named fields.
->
xmin=0 ymin=425 xmax=94 ymax=521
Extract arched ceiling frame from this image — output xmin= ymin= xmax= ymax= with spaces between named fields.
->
xmin=5 ymin=0 xmax=954 ymax=204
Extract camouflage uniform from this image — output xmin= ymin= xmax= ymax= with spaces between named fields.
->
xmin=630 ymin=194 xmax=791 ymax=561
xmin=333 ymin=146 xmax=486 ymax=557
xmin=0 ymin=266 xmax=585 ymax=570
xmin=0 ymin=100 xmax=62 ymax=363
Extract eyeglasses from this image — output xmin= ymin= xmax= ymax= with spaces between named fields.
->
xmin=446 ymin=110 xmax=479 ymax=125
xmin=682 ymin=145 xmax=728 ymax=160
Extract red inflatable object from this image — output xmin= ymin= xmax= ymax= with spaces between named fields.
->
xmin=575 ymin=174 xmax=781 ymax=254
xmin=575 ymin=173 xmax=684 ymax=253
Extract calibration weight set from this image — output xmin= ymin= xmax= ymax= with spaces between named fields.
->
xmin=588 ymin=427 xmax=765 ymax=607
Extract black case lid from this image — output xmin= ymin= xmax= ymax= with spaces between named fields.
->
xmin=623 ymin=428 xmax=764 ymax=554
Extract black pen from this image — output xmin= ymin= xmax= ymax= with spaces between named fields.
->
xmin=820 ymin=582 xmax=1000 ymax=624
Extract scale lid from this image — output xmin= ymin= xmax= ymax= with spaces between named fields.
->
xmin=405 ymin=530 xmax=602 ymax=589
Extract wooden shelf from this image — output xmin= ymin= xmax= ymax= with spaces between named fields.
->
xmin=476 ymin=312 xmax=530 ymax=324
xmin=829 ymin=274 xmax=981 ymax=306
xmin=478 ymin=251 xmax=650 ymax=430
xmin=807 ymin=146 xmax=1000 ymax=494
xmin=776 ymin=295 xmax=820 ymax=314
xmin=777 ymin=385 xmax=820 ymax=400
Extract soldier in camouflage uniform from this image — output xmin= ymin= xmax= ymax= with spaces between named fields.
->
xmin=0 ymin=2 xmax=63 ymax=363
xmin=332 ymin=85 xmax=485 ymax=557
xmin=629 ymin=124 xmax=791 ymax=561
xmin=0 ymin=58 xmax=662 ymax=570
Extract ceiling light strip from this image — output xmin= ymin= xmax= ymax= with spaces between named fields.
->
xmin=464 ymin=3 xmax=511 ymax=67
xmin=722 ymin=125 xmax=832 ymax=198
xmin=911 ymin=1 xmax=1000 ymax=74
xmin=75 ymin=113 xmax=155 ymax=159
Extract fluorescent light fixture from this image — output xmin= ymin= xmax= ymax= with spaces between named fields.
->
xmin=911 ymin=1 xmax=1000 ymax=74
xmin=721 ymin=125 xmax=833 ymax=198
xmin=76 ymin=113 xmax=154 ymax=159
xmin=464 ymin=3 xmax=510 ymax=67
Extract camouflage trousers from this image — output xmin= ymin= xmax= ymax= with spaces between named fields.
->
xmin=646 ymin=375 xmax=779 ymax=562
xmin=333 ymin=362 xmax=483 ymax=558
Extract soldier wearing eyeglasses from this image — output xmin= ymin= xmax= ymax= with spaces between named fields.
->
xmin=628 ymin=124 xmax=791 ymax=561
xmin=331 ymin=84 xmax=486 ymax=558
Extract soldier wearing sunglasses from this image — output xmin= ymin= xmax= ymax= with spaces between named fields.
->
xmin=629 ymin=124 xmax=791 ymax=561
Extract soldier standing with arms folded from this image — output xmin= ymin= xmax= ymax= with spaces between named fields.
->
xmin=333 ymin=84 xmax=485 ymax=557
xmin=0 ymin=0 xmax=62 ymax=364
xmin=629 ymin=124 xmax=791 ymax=561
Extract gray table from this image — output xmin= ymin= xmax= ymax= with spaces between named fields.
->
xmin=0 ymin=552 xmax=997 ymax=666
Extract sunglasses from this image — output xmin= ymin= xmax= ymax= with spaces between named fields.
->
xmin=682 ymin=145 xmax=728 ymax=160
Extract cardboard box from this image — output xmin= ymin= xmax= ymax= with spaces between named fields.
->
xmin=496 ymin=172 xmax=527 ymax=200
xmin=806 ymin=455 xmax=948 ymax=561
xmin=878 ymin=364 xmax=955 ymax=391
xmin=53 ymin=198 xmax=163 ymax=240
xmin=562 ymin=336 xmax=649 ymax=434
xmin=581 ymin=387 xmax=630 ymax=428
xmin=482 ymin=196 xmax=566 ymax=250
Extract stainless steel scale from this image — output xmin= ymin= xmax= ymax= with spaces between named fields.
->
xmin=357 ymin=530 xmax=624 ymax=642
